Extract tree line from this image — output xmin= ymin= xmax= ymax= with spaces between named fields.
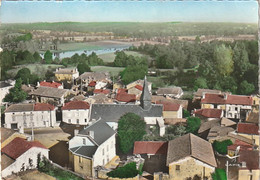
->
xmin=132 ymin=40 xmax=258 ymax=95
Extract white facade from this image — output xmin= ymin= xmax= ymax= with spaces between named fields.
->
xmin=62 ymin=109 xmax=90 ymax=125
xmin=5 ymin=110 xmax=57 ymax=133
xmin=95 ymin=81 xmax=107 ymax=89
xmin=2 ymin=147 xmax=49 ymax=177
xmin=225 ymin=104 xmax=252 ymax=119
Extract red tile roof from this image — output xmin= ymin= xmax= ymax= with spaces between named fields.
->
xmin=116 ymin=93 xmax=136 ymax=102
xmin=238 ymin=150 xmax=259 ymax=170
xmin=156 ymin=100 xmax=180 ymax=111
xmin=237 ymin=123 xmax=258 ymax=135
xmin=135 ymin=85 xmax=143 ymax=91
xmin=40 ymin=81 xmax=62 ymax=88
xmin=1 ymin=137 xmax=47 ymax=160
xmin=93 ymin=89 xmax=110 ymax=94
xmin=62 ymin=101 xmax=90 ymax=110
xmin=88 ymin=81 xmax=96 ymax=87
xmin=133 ymin=141 xmax=168 ymax=155
xmin=194 ymin=109 xmax=222 ymax=118
xmin=201 ymin=94 xmax=253 ymax=106
xmin=117 ymin=88 xmax=128 ymax=94
xmin=228 ymin=140 xmax=253 ymax=151
xmin=34 ymin=103 xmax=55 ymax=111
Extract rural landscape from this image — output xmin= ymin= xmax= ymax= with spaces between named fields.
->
xmin=0 ymin=1 xmax=259 ymax=180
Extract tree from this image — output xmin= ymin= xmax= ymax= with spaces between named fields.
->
xmin=44 ymin=50 xmax=53 ymax=64
xmin=0 ymin=50 xmax=15 ymax=80
xmin=4 ymin=78 xmax=27 ymax=103
xmin=212 ymin=139 xmax=233 ymax=155
xmin=186 ymin=117 xmax=201 ymax=134
xmin=15 ymin=68 xmax=31 ymax=85
xmin=239 ymin=80 xmax=255 ymax=95
xmin=117 ymin=113 xmax=146 ymax=154
xmin=33 ymin=52 xmax=42 ymax=62
xmin=194 ymin=77 xmax=208 ymax=91
xmin=214 ymin=44 xmax=233 ymax=76
xmin=114 ymin=51 xmax=128 ymax=67
xmin=121 ymin=65 xmax=148 ymax=85
xmin=183 ymin=109 xmax=190 ymax=118
xmin=77 ymin=62 xmax=91 ymax=75
xmin=87 ymin=52 xmax=104 ymax=66
xmin=212 ymin=168 xmax=227 ymax=180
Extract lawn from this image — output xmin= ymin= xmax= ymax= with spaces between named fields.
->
xmin=7 ymin=64 xmax=63 ymax=78
xmin=91 ymin=66 xmax=124 ymax=77
xmin=98 ymin=50 xmax=147 ymax=63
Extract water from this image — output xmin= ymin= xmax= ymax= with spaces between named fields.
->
xmin=41 ymin=46 xmax=130 ymax=59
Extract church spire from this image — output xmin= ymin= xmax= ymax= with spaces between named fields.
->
xmin=140 ymin=76 xmax=151 ymax=110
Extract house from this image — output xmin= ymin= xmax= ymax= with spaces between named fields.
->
xmin=193 ymin=108 xmax=223 ymax=122
xmin=0 ymin=80 xmax=15 ymax=105
xmin=133 ymin=141 xmax=168 ymax=174
xmin=167 ymin=133 xmax=217 ymax=180
xmin=62 ymin=101 xmax=90 ymax=125
xmin=37 ymin=81 xmax=63 ymax=89
xmin=156 ymin=100 xmax=182 ymax=119
xmin=220 ymin=117 xmax=237 ymax=128
xmin=151 ymin=96 xmax=189 ymax=110
xmin=156 ymin=87 xmax=183 ymax=99
xmin=29 ymin=86 xmax=70 ymax=106
xmin=86 ymin=94 xmax=113 ymax=104
xmin=115 ymin=93 xmax=136 ymax=104
xmin=55 ymin=67 xmax=79 ymax=82
xmin=207 ymin=126 xmax=235 ymax=143
xmin=193 ymin=89 xmax=222 ymax=101
xmin=227 ymin=140 xmax=253 ymax=157
xmin=126 ymin=79 xmax=152 ymax=93
xmin=1 ymin=137 xmax=49 ymax=177
xmin=93 ymin=89 xmax=111 ymax=96
xmin=128 ymin=85 xmax=143 ymax=97
xmin=201 ymin=93 xmax=253 ymax=120
xmin=238 ymin=150 xmax=259 ymax=180
xmin=112 ymin=80 xmax=124 ymax=92
xmin=236 ymin=123 xmax=259 ymax=146
xmin=1 ymin=127 xmax=27 ymax=148
xmin=69 ymin=119 xmax=116 ymax=177
xmin=198 ymin=120 xmax=220 ymax=140
xmin=4 ymin=103 xmax=57 ymax=133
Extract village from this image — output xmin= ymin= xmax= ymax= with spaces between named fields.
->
xmin=0 ymin=65 xmax=259 ymax=180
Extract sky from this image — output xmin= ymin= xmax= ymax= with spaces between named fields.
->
xmin=0 ymin=1 xmax=258 ymax=23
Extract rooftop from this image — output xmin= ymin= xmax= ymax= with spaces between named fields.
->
xmin=78 ymin=72 xmax=110 ymax=81
xmin=198 ymin=120 xmax=220 ymax=134
xmin=116 ymin=93 xmax=136 ymax=103
xmin=167 ymin=133 xmax=217 ymax=167
xmin=62 ymin=101 xmax=90 ymax=110
xmin=133 ymin=141 xmax=168 ymax=155
xmin=0 ymin=81 xmax=12 ymax=88
xmin=237 ymin=123 xmax=258 ymax=135
xmin=39 ymin=81 xmax=62 ymax=88
xmin=238 ymin=150 xmax=259 ymax=170
xmin=1 ymin=137 xmax=47 ymax=160
xmin=134 ymin=85 xmax=143 ymax=91
xmin=70 ymin=146 xmax=98 ymax=159
xmin=5 ymin=103 xmax=55 ymax=112
xmin=156 ymin=87 xmax=182 ymax=95
xmin=194 ymin=108 xmax=222 ymax=118
xmin=93 ymin=89 xmax=110 ymax=95
xmin=29 ymin=86 xmax=69 ymax=98
xmin=55 ymin=68 xmax=78 ymax=74
xmin=194 ymin=89 xmax=222 ymax=97
xmin=34 ymin=103 xmax=55 ymax=111
xmin=156 ymin=100 xmax=180 ymax=111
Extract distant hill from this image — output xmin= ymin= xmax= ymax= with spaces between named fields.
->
xmin=0 ymin=22 xmax=257 ymax=38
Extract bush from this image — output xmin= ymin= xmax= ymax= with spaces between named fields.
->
xmin=212 ymin=139 xmax=233 ymax=155
xmin=183 ymin=109 xmax=190 ymax=118
xmin=212 ymin=168 xmax=227 ymax=180
xmin=186 ymin=117 xmax=201 ymax=134
xmin=107 ymin=162 xmax=139 ymax=178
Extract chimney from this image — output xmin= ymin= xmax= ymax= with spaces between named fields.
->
xmin=224 ymin=93 xmax=228 ymax=100
xmin=89 ymin=131 xmax=94 ymax=139
xmin=74 ymin=129 xmax=79 ymax=136
xmin=202 ymin=92 xmax=206 ymax=99
xmin=37 ymin=82 xmax=40 ymax=87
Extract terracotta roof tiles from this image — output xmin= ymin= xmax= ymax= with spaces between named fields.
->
xmin=237 ymin=123 xmax=258 ymax=135
xmin=156 ymin=100 xmax=180 ymax=111
xmin=62 ymin=101 xmax=90 ymax=110
xmin=194 ymin=109 xmax=222 ymax=118
xmin=116 ymin=93 xmax=136 ymax=103
xmin=133 ymin=141 xmax=168 ymax=155
xmin=39 ymin=81 xmax=62 ymax=88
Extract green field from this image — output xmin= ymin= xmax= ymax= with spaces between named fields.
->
xmin=91 ymin=66 xmax=124 ymax=76
xmin=58 ymin=42 xmax=102 ymax=52
xmin=1 ymin=22 xmax=257 ymax=37
xmin=98 ymin=51 xmax=147 ymax=63
xmin=7 ymin=64 xmax=63 ymax=78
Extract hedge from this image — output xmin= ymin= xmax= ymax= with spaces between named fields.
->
xmin=107 ymin=162 xmax=139 ymax=178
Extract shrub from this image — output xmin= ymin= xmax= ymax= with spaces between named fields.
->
xmin=107 ymin=162 xmax=139 ymax=178
xmin=212 ymin=168 xmax=227 ymax=180
xmin=186 ymin=117 xmax=201 ymax=134
xmin=213 ymin=139 xmax=233 ymax=155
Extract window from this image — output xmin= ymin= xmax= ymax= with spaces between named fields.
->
xmin=77 ymin=119 xmax=79 ymax=124
xmin=103 ymin=159 xmax=105 ymax=165
xmin=79 ymin=156 xmax=83 ymax=163
xmin=102 ymin=149 xmax=105 ymax=156
xmin=83 ymin=139 xmax=86 ymax=145
xmin=68 ymin=119 xmax=71 ymax=123
xmin=107 ymin=145 xmax=109 ymax=152
xmin=214 ymin=104 xmax=217 ymax=108
xmin=85 ymin=119 xmax=87 ymax=122
xmin=235 ymin=107 xmax=238 ymax=111
xmin=176 ymin=165 xmax=180 ymax=171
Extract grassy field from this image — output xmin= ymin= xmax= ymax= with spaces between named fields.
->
xmin=91 ymin=66 xmax=124 ymax=76
xmin=58 ymin=42 xmax=102 ymax=52
xmin=7 ymin=64 xmax=63 ymax=78
xmin=98 ymin=50 xmax=147 ymax=63
xmin=1 ymin=22 xmax=257 ymax=37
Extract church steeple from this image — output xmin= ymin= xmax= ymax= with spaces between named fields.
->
xmin=140 ymin=76 xmax=151 ymax=110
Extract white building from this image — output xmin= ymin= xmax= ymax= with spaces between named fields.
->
xmin=1 ymin=137 xmax=49 ymax=177
xmin=156 ymin=87 xmax=183 ymax=99
xmin=62 ymin=101 xmax=90 ymax=125
xmin=69 ymin=119 xmax=116 ymax=177
xmin=4 ymin=103 xmax=57 ymax=133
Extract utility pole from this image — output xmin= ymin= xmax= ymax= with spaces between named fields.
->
xmin=226 ymin=160 xmax=229 ymax=180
